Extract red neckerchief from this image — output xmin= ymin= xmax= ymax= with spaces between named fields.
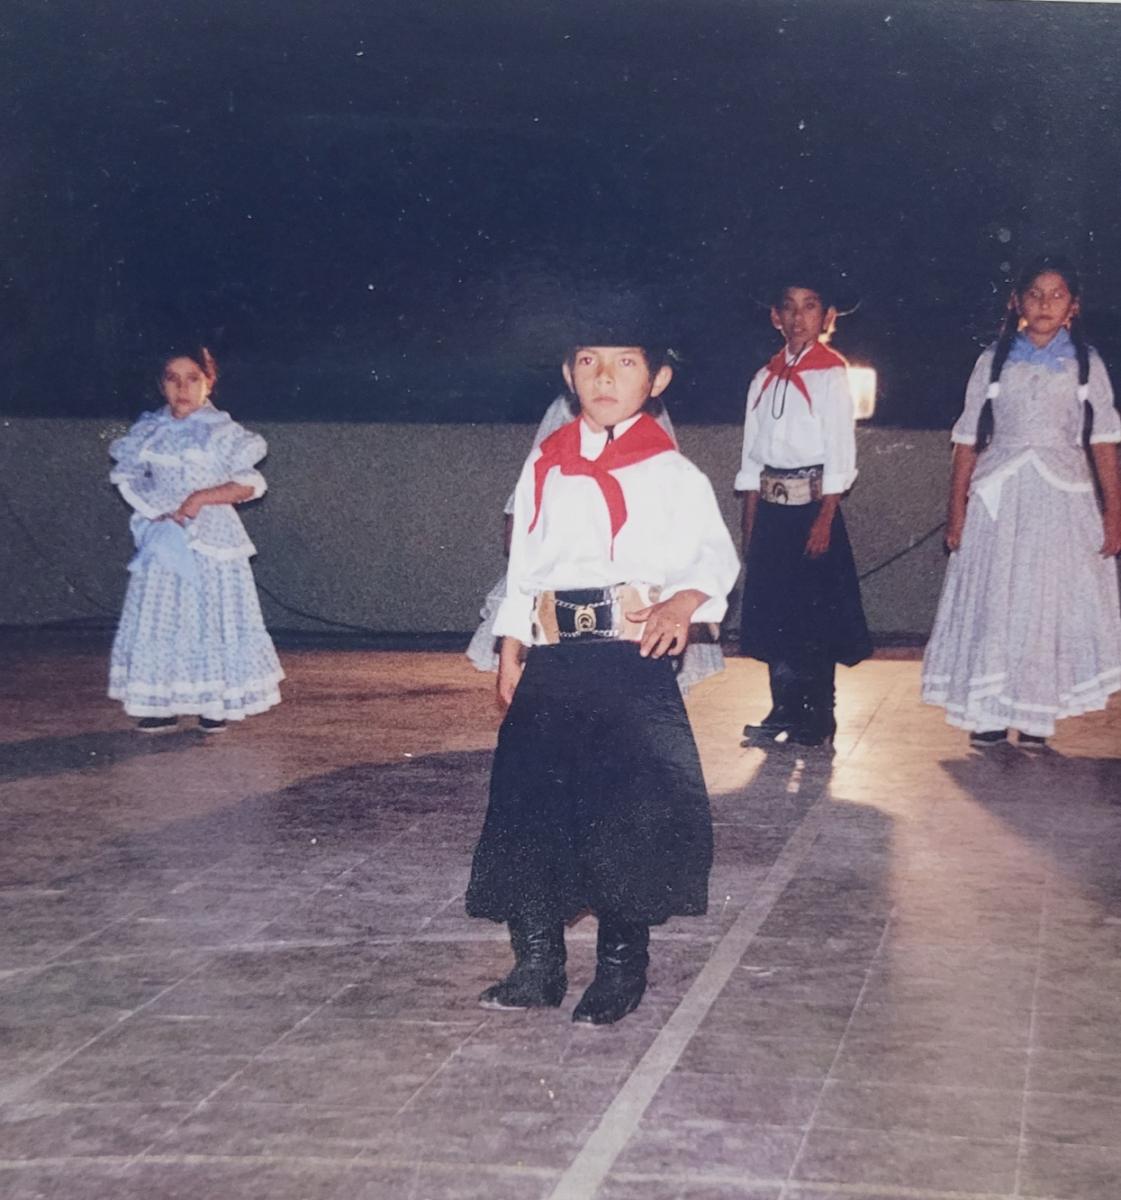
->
xmin=752 ymin=341 xmax=845 ymax=412
xmin=529 ymin=413 xmax=675 ymax=555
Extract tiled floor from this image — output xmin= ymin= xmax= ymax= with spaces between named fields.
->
xmin=1 ymin=637 xmax=1119 ymax=1200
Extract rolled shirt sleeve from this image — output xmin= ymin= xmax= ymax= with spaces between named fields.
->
xmin=820 ymin=367 xmax=858 ymax=495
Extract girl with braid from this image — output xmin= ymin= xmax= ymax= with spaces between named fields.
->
xmin=922 ymin=256 xmax=1121 ymax=748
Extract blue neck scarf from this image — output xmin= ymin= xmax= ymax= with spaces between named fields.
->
xmin=1007 ymin=327 xmax=1074 ymax=373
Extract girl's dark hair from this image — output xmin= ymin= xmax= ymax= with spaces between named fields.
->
xmin=989 ymin=254 xmax=1090 ymax=387
xmin=160 ymin=344 xmax=219 ymax=387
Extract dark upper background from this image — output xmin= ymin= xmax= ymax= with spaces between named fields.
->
xmin=3 ymin=0 xmax=1120 ymax=426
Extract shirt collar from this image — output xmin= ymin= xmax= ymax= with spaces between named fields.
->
xmin=579 ymin=412 xmax=642 ymax=458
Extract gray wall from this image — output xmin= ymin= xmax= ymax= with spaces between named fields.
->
xmin=0 ymin=418 xmax=952 ymax=637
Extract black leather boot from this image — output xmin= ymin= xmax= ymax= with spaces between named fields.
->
xmin=478 ymin=919 xmax=567 ymax=1010
xmin=743 ymin=661 xmax=797 ymax=738
xmin=787 ymin=662 xmax=836 ymax=748
xmin=572 ymin=915 xmax=649 ymax=1025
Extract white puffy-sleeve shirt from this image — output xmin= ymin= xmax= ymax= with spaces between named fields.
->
xmin=494 ymin=415 xmax=741 ymax=645
xmin=734 ymin=349 xmax=858 ymax=495
xmin=502 ymin=395 xmax=677 ymax=515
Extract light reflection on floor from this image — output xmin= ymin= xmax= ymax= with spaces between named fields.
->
xmin=0 ymin=640 xmax=1119 ymax=1200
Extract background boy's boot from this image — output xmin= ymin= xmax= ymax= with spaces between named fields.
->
xmin=479 ymin=919 xmax=567 ymax=1010
xmin=787 ymin=662 xmax=836 ymax=747
xmin=743 ymin=661 xmax=797 ymax=738
xmin=572 ymin=915 xmax=649 ymax=1025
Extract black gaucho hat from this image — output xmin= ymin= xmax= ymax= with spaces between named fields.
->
xmin=559 ymin=287 xmax=676 ymax=361
xmin=754 ymin=252 xmax=859 ymax=315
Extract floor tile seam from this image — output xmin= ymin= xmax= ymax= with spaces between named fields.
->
xmin=781 ymin=915 xmax=895 ymax=1191
xmin=0 ymin=1152 xmax=554 ymax=1178
xmin=543 ymin=790 xmax=840 ymax=1200
xmin=388 ymin=1013 xmax=489 ymax=1120
xmin=833 ymin=665 xmax=913 ymax=761
xmin=1011 ymin=854 xmax=1053 ymax=1198
xmin=36 ymin=900 xmax=151 ymax=969
xmin=14 ymin=944 xmax=248 ymax=973
xmin=0 ymin=951 xmax=224 ymax=1107
xmin=124 ymin=975 xmax=362 ymax=1168
xmin=615 ymin=1166 xmax=1015 ymax=1200
xmin=784 ymin=1182 xmax=1016 ymax=1200
xmin=803 ymin=1122 xmax=1021 ymax=1147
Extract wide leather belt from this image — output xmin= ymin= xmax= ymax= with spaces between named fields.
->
xmin=760 ymin=464 xmax=823 ymax=506
xmin=530 ymin=583 xmax=660 ymax=646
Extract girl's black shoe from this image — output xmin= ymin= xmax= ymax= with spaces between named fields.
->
xmin=137 ymin=717 xmax=178 ymax=733
xmin=1018 ymin=732 xmax=1048 ymax=749
xmin=198 ymin=717 xmax=227 ymax=733
xmin=969 ymin=729 xmax=1009 ymax=747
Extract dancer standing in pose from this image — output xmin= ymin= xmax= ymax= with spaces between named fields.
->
xmin=109 ymin=345 xmax=283 ymax=731
xmin=466 ymin=306 xmax=739 ymax=1025
xmin=736 ymin=269 xmax=871 ymax=748
xmin=922 ymin=256 xmax=1121 ymax=748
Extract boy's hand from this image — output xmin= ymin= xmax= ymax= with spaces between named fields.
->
xmin=627 ymin=589 xmax=708 ymax=659
xmin=496 ymin=639 xmax=525 ymax=709
xmin=803 ymin=514 xmax=832 ymax=558
xmin=804 ymin=494 xmax=838 ymax=559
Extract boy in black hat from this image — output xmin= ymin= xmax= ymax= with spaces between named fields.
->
xmin=465 ymin=311 xmax=739 ymax=1026
xmin=736 ymin=270 xmax=871 ymax=747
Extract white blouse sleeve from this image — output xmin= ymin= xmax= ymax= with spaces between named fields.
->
xmin=733 ymin=373 xmax=765 ymax=492
xmin=1087 ymin=350 xmax=1121 ymax=444
xmin=820 ymin=368 xmax=858 ymax=495
xmin=108 ymin=412 xmax=163 ymax=517
xmin=951 ymin=350 xmax=995 ymax=445
xmin=213 ymin=421 xmax=269 ymax=498
xmin=658 ymin=461 xmax=741 ymax=624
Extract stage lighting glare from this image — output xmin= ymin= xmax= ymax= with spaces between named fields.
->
xmin=847 ymin=365 xmax=877 ymax=420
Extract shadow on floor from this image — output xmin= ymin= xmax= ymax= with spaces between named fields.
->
xmin=0 ymin=728 xmax=201 ymax=784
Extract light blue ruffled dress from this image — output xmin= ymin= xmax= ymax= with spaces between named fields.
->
xmin=108 ymin=403 xmax=284 ymax=721
xmin=922 ymin=331 xmax=1121 ymax=736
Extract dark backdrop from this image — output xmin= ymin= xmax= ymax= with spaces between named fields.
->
xmin=3 ymin=0 xmax=1120 ymax=425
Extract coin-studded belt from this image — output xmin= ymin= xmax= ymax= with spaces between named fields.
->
xmin=530 ymin=583 xmax=660 ymax=645
xmin=760 ymin=464 xmax=823 ymax=506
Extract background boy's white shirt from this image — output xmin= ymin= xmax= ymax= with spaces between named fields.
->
xmin=494 ymin=419 xmax=739 ymax=646
xmin=734 ymin=354 xmax=858 ymax=495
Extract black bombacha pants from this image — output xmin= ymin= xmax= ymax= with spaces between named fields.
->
xmin=466 ymin=642 xmax=713 ymax=927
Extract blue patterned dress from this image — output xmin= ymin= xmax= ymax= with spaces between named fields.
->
xmin=108 ymin=404 xmax=284 ymax=721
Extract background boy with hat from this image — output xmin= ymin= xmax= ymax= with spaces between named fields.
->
xmin=736 ymin=267 xmax=871 ymax=747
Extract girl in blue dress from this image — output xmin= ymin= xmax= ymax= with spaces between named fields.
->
xmin=108 ymin=346 xmax=283 ymax=731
